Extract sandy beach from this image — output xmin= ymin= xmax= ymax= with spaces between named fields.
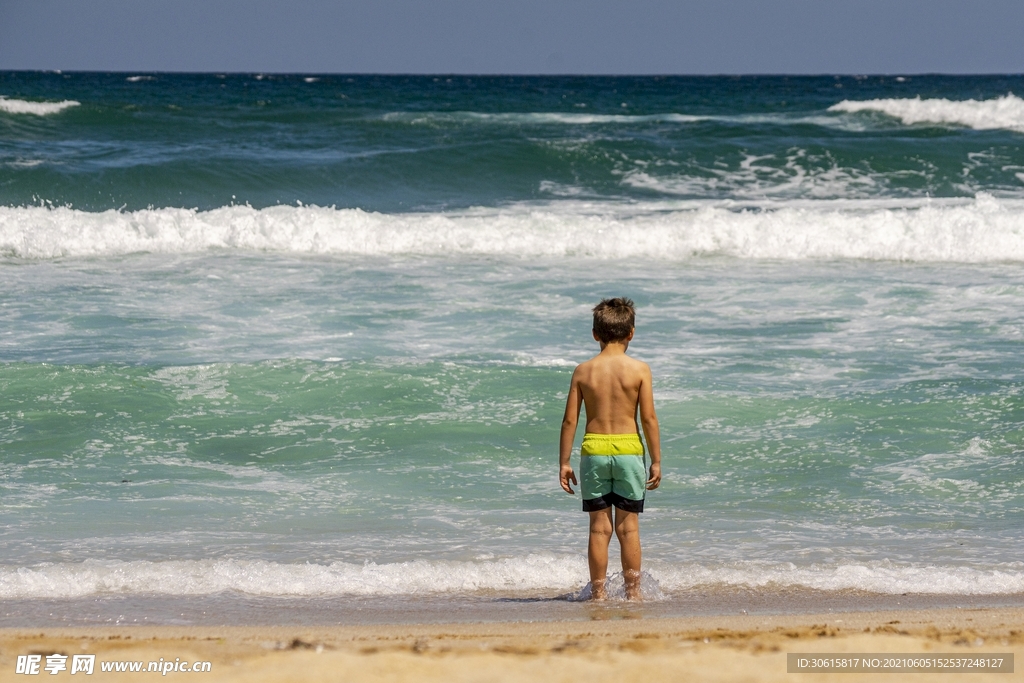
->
xmin=3 ymin=608 xmax=1020 ymax=682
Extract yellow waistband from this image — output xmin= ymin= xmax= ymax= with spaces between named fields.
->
xmin=580 ymin=432 xmax=645 ymax=456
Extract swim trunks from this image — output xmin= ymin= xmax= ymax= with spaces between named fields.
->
xmin=579 ymin=433 xmax=647 ymax=513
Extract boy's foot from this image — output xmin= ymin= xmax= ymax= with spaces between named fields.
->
xmin=590 ymin=579 xmax=607 ymax=601
xmin=623 ymin=569 xmax=642 ymax=601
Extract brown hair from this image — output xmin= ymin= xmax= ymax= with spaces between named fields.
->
xmin=592 ymin=297 xmax=635 ymax=343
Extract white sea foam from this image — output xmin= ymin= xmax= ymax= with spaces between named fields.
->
xmin=654 ymin=561 xmax=1024 ymax=595
xmin=383 ymin=111 xmax=864 ymax=131
xmin=3 ymin=195 xmax=1024 ymax=262
xmin=620 ymin=151 xmax=888 ymax=199
xmin=1 ymin=557 xmax=1021 ymax=599
xmin=0 ymin=96 xmax=80 ymax=116
xmin=0 ymin=556 xmax=587 ymax=599
xmin=830 ymin=94 xmax=1024 ymax=132
xmin=382 ymin=111 xmax=708 ymax=125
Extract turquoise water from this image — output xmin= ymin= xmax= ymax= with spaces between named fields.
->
xmin=2 ymin=75 xmax=1024 ymax=611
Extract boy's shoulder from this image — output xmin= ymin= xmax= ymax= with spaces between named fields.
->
xmin=574 ymin=353 xmax=650 ymax=376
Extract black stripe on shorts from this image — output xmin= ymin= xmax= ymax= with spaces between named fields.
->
xmin=582 ymin=491 xmax=644 ymax=513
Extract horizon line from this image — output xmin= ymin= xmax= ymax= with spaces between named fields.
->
xmin=3 ymin=69 xmax=1024 ymax=78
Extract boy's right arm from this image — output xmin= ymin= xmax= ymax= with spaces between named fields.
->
xmin=559 ymin=369 xmax=582 ymax=494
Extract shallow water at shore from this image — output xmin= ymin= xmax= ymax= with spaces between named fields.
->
xmin=6 ymin=589 xmax=1024 ymax=628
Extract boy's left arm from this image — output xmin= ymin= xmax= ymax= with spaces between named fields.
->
xmin=638 ymin=364 xmax=661 ymax=489
xmin=559 ymin=369 xmax=582 ymax=494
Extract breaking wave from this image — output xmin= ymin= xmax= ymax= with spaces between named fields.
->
xmin=0 ymin=95 xmax=80 ymax=116
xmin=830 ymin=94 xmax=1024 ymax=132
xmin=3 ymin=195 xmax=1024 ymax=262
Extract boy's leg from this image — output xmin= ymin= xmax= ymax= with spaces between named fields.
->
xmin=587 ymin=507 xmax=613 ymax=600
xmin=614 ymin=508 xmax=642 ymax=600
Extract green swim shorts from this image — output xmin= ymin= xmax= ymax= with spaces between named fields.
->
xmin=579 ymin=433 xmax=647 ymax=513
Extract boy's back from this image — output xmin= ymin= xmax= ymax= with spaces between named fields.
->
xmin=572 ymin=352 xmax=652 ymax=435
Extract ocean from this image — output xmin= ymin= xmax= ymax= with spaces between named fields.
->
xmin=2 ymin=72 xmax=1024 ymax=625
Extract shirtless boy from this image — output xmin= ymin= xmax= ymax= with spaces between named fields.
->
xmin=559 ymin=297 xmax=662 ymax=600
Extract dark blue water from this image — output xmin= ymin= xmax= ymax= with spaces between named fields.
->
xmin=3 ymin=73 xmax=1024 ymax=213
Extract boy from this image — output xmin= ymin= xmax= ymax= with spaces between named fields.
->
xmin=559 ymin=297 xmax=661 ymax=601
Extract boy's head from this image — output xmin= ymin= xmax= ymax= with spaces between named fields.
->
xmin=592 ymin=297 xmax=635 ymax=343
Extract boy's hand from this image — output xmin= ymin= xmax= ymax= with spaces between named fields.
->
xmin=646 ymin=462 xmax=661 ymax=490
xmin=559 ymin=464 xmax=578 ymax=494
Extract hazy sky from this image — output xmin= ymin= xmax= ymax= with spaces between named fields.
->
xmin=2 ymin=0 xmax=1023 ymax=74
